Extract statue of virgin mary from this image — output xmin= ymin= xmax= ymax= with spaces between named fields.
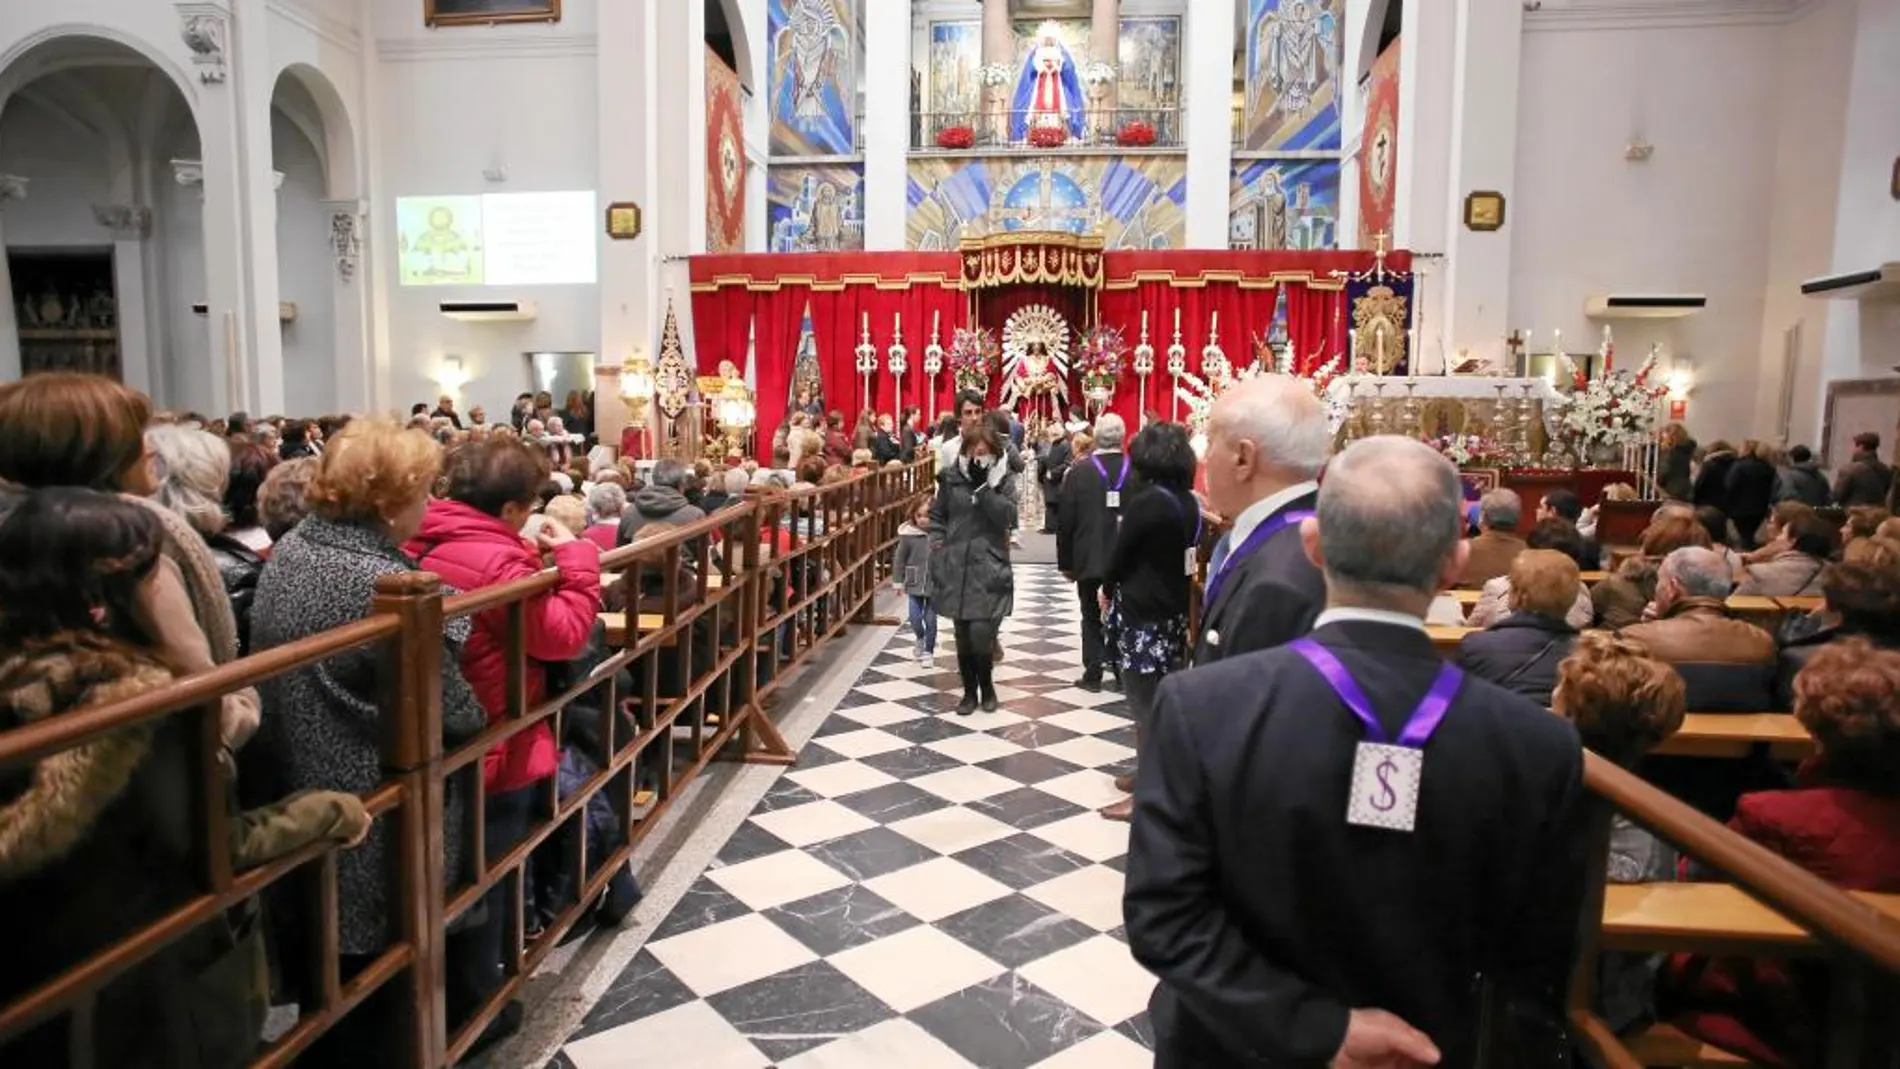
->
xmin=1009 ymin=33 xmax=1086 ymax=142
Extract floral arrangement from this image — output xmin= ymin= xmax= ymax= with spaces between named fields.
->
xmin=1425 ymin=433 xmax=1511 ymax=469
xmin=935 ymin=125 xmax=975 ymax=150
xmin=1553 ymin=350 xmax=1668 ymax=455
xmin=978 ymin=63 xmax=1014 ymax=89
xmin=1027 ymin=124 xmax=1070 ymax=149
xmin=947 ymin=326 xmax=999 ymax=392
xmin=1082 ymin=61 xmax=1118 ymax=86
xmin=1075 ymin=325 xmax=1127 ymax=381
xmin=1116 ymin=121 xmax=1156 ymax=147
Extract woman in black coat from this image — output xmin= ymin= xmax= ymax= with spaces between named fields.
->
xmin=1659 ymin=423 xmax=1695 ymax=501
xmin=930 ymin=422 xmax=1018 ymax=714
xmin=1097 ymin=422 xmax=1200 ymax=822
xmin=1457 ymin=549 xmax=1583 ymax=706
xmin=1724 ymin=440 xmax=1779 ymax=549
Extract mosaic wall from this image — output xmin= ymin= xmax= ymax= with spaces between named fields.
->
xmin=906 ymin=156 xmax=1187 ymax=251
xmin=768 ymin=0 xmax=859 ymax=156
xmin=918 ymin=15 xmax=1182 ymax=118
xmin=1240 ymin=0 xmax=1343 ymax=152
xmin=1229 ymin=157 xmax=1341 ymax=250
xmin=769 ymin=163 xmax=865 ymax=253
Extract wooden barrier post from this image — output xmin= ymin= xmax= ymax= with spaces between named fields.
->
xmin=372 ymin=572 xmax=449 ymax=1069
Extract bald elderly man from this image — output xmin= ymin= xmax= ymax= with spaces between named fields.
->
xmin=1126 ymin=436 xmax=1588 ymax=1069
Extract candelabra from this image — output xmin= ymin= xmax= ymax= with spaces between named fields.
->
xmin=1201 ymin=311 xmax=1230 ymax=386
xmin=886 ymin=312 xmax=908 ymax=422
xmin=854 ymin=313 xmax=877 ymax=411
xmin=1132 ymin=311 xmax=1156 ymax=427
xmin=1166 ymin=307 xmax=1187 ymax=422
xmin=1400 ymin=379 xmax=1421 ymax=438
xmin=1366 ymin=380 xmax=1390 ymax=437
xmin=922 ymin=313 xmax=945 ymax=424
xmin=1516 ymin=383 xmax=1538 ymax=465
xmin=1491 ymin=384 xmax=1514 ymax=454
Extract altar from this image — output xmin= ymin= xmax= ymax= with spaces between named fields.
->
xmin=1324 ymin=375 xmax=1563 ymax=448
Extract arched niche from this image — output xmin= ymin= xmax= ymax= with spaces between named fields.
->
xmin=272 ymin=61 xmax=359 ymax=201
xmin=0 ymin=32 xmax=203 ymax=404
xmin=270 ymin=65 xmax=358 ymax=416
xmin=706 ymin=0 xmax=755 ymax=92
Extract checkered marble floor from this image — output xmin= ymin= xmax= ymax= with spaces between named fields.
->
xmin=557 ymin=565 xmax=1156 ymax=1069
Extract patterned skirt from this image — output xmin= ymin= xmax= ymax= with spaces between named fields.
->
xmin=1104 ymin=596 xmax=1190 ymax=676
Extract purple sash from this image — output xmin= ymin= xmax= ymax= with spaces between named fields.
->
xmin=1290 ymin=638 xmax=1463 ymax=747
xmin=1201 ymin=508 xmax=1315 ymax=612
xmin=1091 ymin=455 xmax=1129 ymax=499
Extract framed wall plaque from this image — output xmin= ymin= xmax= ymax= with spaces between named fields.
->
xmin=1464 ymin=190 xmax=1506 ymax=232
xmin=605 ymin=201 xmax=644 ymax=241
xmin=425 ymin=0 xmax=561 ymax=28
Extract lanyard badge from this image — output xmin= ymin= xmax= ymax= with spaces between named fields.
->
xmin=1092 ymin=456 xmax=1128 ymax=510
xmin=1291 ymin=639 xmax=1463 ymax=833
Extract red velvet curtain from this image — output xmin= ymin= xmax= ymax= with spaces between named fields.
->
xmin=753 ymin=287 xmax=809 ymax=459
xmin=889 ymin=284 xmax=968 ymax=425
xmin=1285 ymin=283 xmax=1350 ymax=375
xmin=689 ymin=286 xmax=754 ymax=377
xmin=807 ymin=288 xmax=867 ymax=421
xmin=1098 ymin=282 xmax=1273 ymax=430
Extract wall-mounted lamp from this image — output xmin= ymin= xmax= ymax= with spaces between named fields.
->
xmin=436 ymin=355 xmax=470 ymax=394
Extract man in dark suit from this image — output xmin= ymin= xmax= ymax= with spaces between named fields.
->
xmin=1126 ymin=435 xmax=1588 ymax=1069
xmin=1038 ymin=424 xmax=1072 ymax=534
xmin=1194 ymin=375 xmax=1329 ymax=665
xmin=1058 ymin=412 xmax=1129 ymax=690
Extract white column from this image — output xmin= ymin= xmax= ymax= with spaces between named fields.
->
xmin=1394 ymin=0 xmax=1455 ymax=255
xmin=231 ymin=0 xmax=284 ymax=414
xmin=598 ymin=0 xmax=660 ymax=442
xmin=0 ymin=175 xmax=23 ymax=382
xmin=1183 ymin=0 xmax=1237 ymax=249
xmin=1437 ymin=0 xmax=1524 ymax=372
xmin=863 ymin=0 xmax=911 ymax=250
xmin=95 ymin=206 xmax=155 ymax=393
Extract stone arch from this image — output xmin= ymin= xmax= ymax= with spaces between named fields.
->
xmin=271 ymin=62 xmax=359 ymax=201
xmin=707 ymin=0 xmax=755 ymax=92
xmin=0 ymin=24 xmax=199 ymax=127
xmin=1357 ymin=0 xmax=1401 ymax=83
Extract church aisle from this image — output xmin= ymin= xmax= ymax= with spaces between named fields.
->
xmin=555 ymin=565 xmax=1157 ymax=1069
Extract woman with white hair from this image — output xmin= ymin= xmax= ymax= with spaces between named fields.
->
xmin=584 ymin=482 xmax=628 ymax=551
xmin=146 ymin=423 xmax=269 ymax=655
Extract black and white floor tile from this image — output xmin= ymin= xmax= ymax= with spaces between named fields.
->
xmin=558 ymin=565 xmax=1156 ymax=1069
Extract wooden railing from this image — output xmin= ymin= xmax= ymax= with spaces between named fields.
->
xmin=1568 ymin=755 xmax=1900 ymax=1069
xmin=0 ymin=459 xmax=935 ymax=1068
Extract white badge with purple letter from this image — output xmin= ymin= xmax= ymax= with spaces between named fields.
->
xmin=1346 ymin=742 xmax=1423 ymax=832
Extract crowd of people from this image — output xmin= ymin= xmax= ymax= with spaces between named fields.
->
xmin=0 ymin=372 xmax=927 ymax=1068
xmin=3 ymin=363 xmax=1898 ymax=1068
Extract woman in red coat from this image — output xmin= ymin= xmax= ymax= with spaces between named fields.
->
xmin=1665 ymin=638 xmax=1900 ymax=1066
xmin=403 ymin=437 xmax=601 ymax=1025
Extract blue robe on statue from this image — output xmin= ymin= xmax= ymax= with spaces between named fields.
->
xmin=1009 ymin=42 xmax=1087 ymax=142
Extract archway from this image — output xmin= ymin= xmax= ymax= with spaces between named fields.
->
xmin=0 ymin=33 xmax=203 ymax=404
xmin=705 ymin=0 xmax=754 ymax=92
xmin=270 ymin=63 xmax=363 ymax=415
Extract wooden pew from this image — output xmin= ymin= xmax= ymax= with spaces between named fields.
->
xmin=599 ymin=611 xmax=672 ymax=647
xmin=1601 ymin=882 xmax=1900 ymax=958
xmin=1653 ymin=714 xmax=1813 ymax=761
xmin=1774 ymin=595 xmax=1822 ymax=615
xmin=1426 ymin=624 xmax=1474 ymax=656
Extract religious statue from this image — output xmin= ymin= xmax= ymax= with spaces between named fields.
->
xmin=778 ymin=0 xmax=847 ymax=126
xmin=1000 ymin=304 xmax=1072 ymax=431
xmin=1010 ymin=32 xmax=1085 ymax=142
xmin=1255 ymin=0 xmax=1335 ymax=120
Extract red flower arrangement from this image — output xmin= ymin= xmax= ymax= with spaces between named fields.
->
xmin=1027 ymin=124 xmax=1070 ymax=149
xmin=935 ymin=125 xmax=975 ymax=150
xmin=1116 ymin=121 xmax=1157 ymax=147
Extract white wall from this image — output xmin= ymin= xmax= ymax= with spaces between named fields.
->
xmin=0 ymin=96 xmax=116 ymax=245
xmin=1820 ymin=0 xmax=1900 ymax=398
xmin=274 ymin=108 xmax=336 ymax=415
xmin=369 ymin=0 xmax=600 ymax=415
xmin=159 ymin=123 xmax=212 ymax=410
xmin=1511 ymin=19 xmax=1779 ymax=444
xmin=1754 ymin=0 xmax=1853 ymax=448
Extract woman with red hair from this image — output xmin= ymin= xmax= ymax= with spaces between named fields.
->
xmin=1665 ymin=639 xmax=1900 ymax=1066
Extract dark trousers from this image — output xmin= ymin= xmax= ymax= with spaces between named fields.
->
xmin=1077 ymin=579 xmax=1107 ymax=678
xmin=1041 ymin=495 xmax=1059 ymax=533
xmin=953 ymin=618 xmax=999 ymax=700
xmin=1123 ymin=669 xmax=1162 ymax=738
xmin=448 ymin=785 xmax=536 ymax=1025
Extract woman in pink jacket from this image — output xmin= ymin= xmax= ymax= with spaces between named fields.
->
xmin=403 ymin=437 xmax=601 ymax=1033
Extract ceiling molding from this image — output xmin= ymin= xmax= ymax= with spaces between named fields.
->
xmin=1525 ymin=0 xmax=1809 ymax=31
xmin=374 ymin=34 xmax=597 ymax=62
xmin=267 ymin=0 xmax=362 ymax=54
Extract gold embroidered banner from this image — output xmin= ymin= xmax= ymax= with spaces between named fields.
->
xmin=959 ymin=232 xmax=1105 ymax=290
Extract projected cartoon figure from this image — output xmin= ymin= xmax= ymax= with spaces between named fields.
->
xmin=409 ymin=206 xmax=474 ymax=282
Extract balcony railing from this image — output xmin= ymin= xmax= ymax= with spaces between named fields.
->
xmin=911 ymin=107 xmax=1183 ymax=152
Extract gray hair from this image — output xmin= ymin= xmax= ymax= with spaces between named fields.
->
xmin=723 ymin=467 xmax=749 ymax=496
xmin=1661 ymin=546 xmax=1734 ymax=599
xmin=650 ymin=458 xmax=690 ymax=489
xmin=1208 ymin=374 xmax=1330 ymax=479
xmin=1479 ymin=488 xmax=1522 ymax=531
xmin=1316 ymin=436 xmax=1464 ymax=597
xmin=146 ymin=423 xmax=232 ymax=536
xmin=1093 ymin=412 xmax=1127 ymax=450
xmin=587 ymin=482 xmax=627 ymax=524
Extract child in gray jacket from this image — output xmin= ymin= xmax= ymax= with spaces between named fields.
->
xmin=891 ymin=497 xmax=937 ymax=666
